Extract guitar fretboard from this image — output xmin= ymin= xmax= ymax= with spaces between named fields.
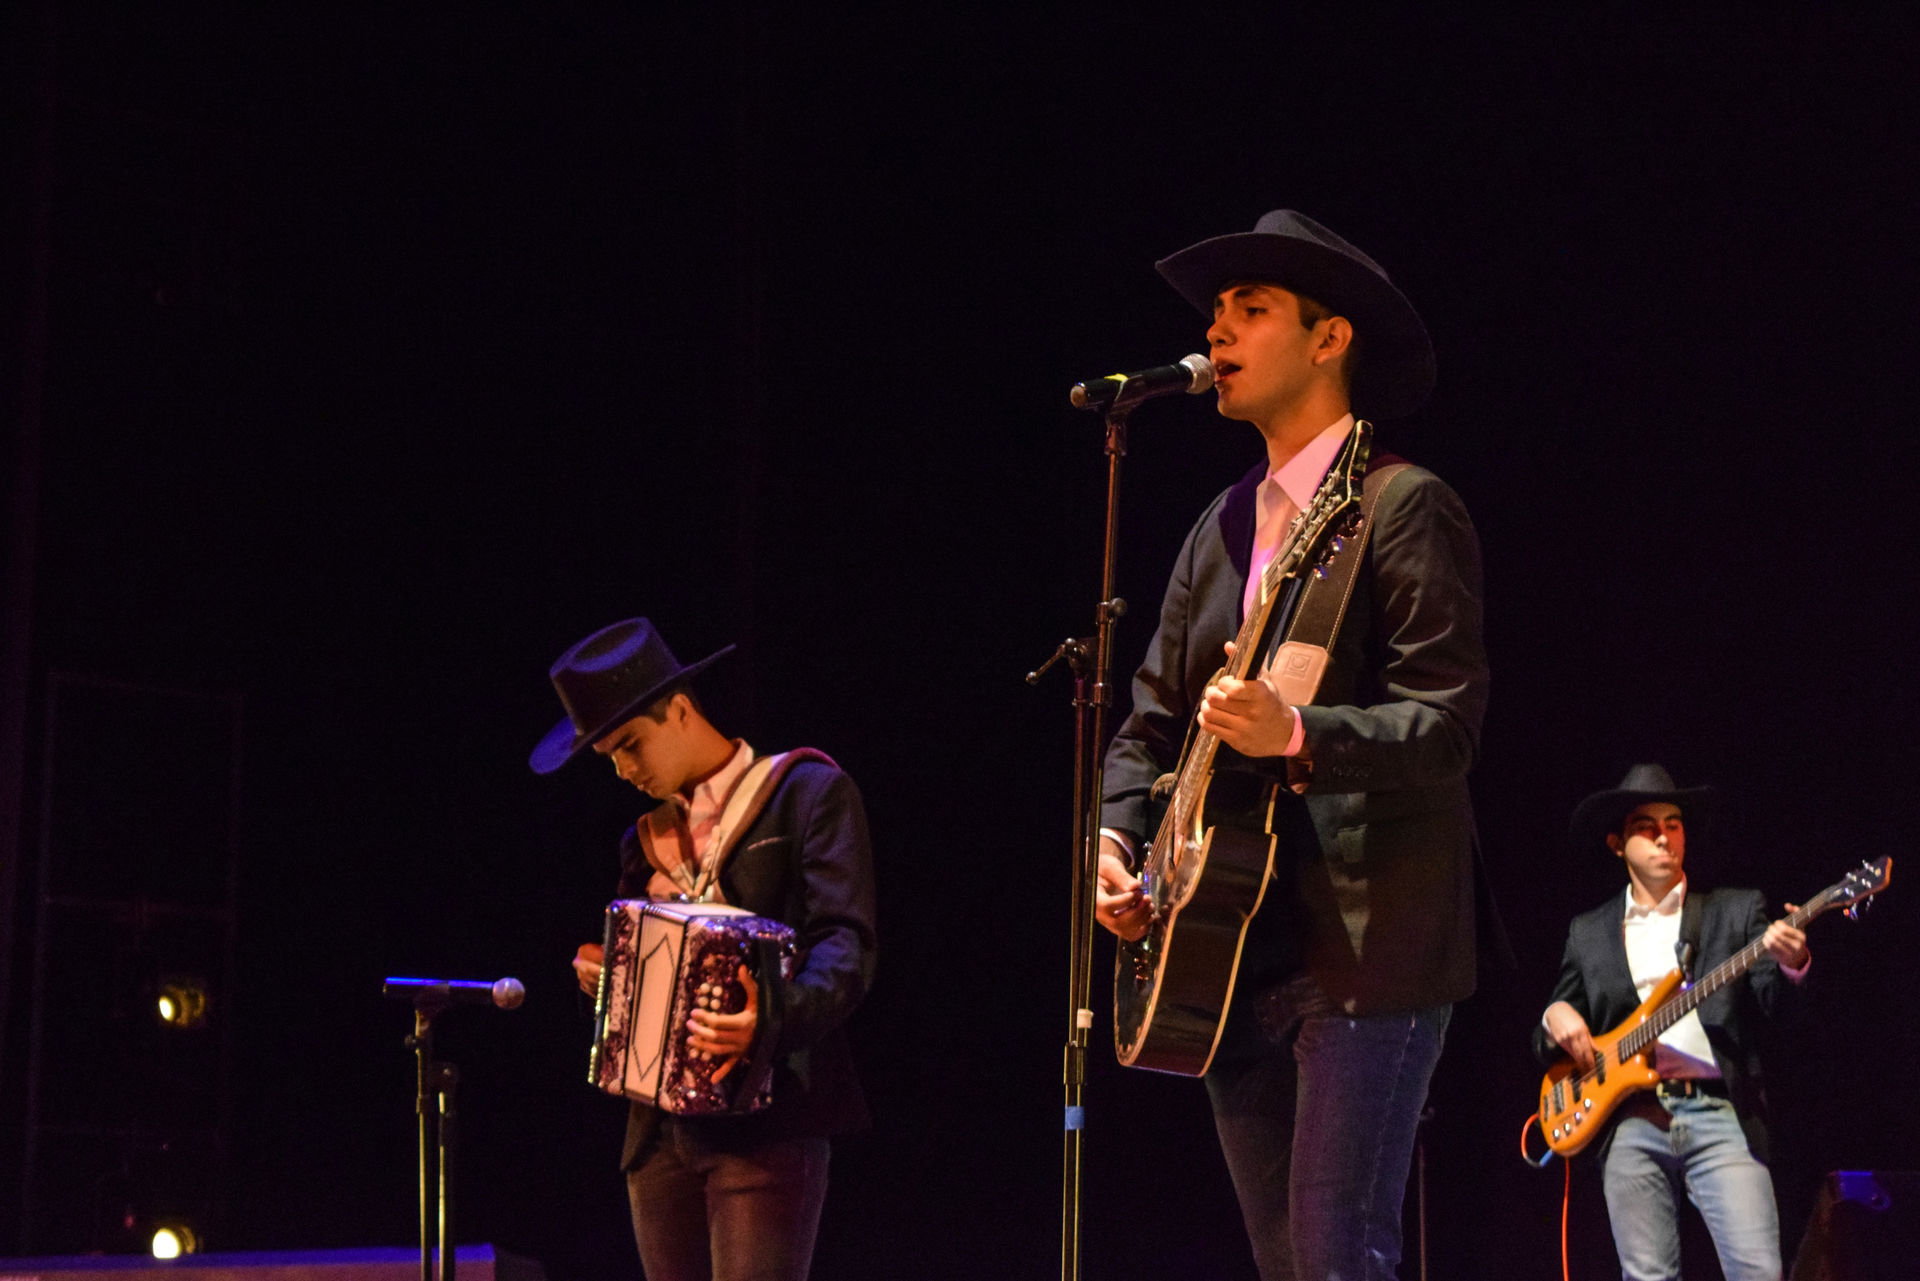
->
xmin=1614 ymin=889 xmax=1836 ymax=1060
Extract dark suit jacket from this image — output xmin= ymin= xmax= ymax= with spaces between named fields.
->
xmin=1102 ymin=455 xmax=1489 ymax=1017
xmin=613 ymin=757 xmax=878 ymax=1166
xmin=1531 ymin=885 xmax=1802 ymax=1160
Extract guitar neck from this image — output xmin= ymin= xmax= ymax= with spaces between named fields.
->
xmin=1619 ymin=890 xmax=1835 ymax=1056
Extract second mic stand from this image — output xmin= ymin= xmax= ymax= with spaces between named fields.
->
xmin=403 ymin=1001 xmax=461 ymax=1281
xmin=1028 ymin=391 xmax=1143 ymax=1281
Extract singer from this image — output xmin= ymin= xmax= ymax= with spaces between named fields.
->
xmin=1091 ymin=210 xmax=1488 ymax=1280
xmin=1535 ymin=765 xmax=1809 ymax=1281
xmin=530 ymin=616 xmax=876 ymax=1281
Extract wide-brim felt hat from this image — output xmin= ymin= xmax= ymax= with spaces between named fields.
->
xmin=529 ymin=617 xmax=733 ymax=775
xmin=1155 ymin=209 xmax=1436 ymax=419
xmin=1568 ymin=763 xmax=1714 ymax=853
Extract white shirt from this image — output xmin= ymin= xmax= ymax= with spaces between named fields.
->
xmin=1621 ymin=880 xmax=1720 ymax=1078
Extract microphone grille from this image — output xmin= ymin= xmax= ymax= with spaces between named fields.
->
xmin=492 ymin=977 xmax=526 ymax=1010
xmin=1179 ymin=354 xmax=1216 ymax=393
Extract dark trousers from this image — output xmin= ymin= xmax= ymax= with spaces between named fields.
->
xmin=626 ymin=1118 xmax=830 ymax=1281
xmin=1206 ymin=974 xmax=1451 ymax=1281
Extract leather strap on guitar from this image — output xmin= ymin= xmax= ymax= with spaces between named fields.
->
xmin=1264 ymin=462 xmax=1411 ymax=789
xmin=1677 ymin=890 xmax=1705 ymax=981
xmin=1264 ymin=461 xmax=1410 ymax=706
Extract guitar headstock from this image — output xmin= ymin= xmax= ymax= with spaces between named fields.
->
xmin=1834 ymin=856 xmax=1892 ymax=920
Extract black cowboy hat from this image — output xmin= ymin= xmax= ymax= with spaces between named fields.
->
xmin=528 ymin=617 xmax=734 ymax=775
xmin=1568 ymin=763 xmax=1715 ymax=853
xmin=1155 ymin=209 xmax=1436 ymax=419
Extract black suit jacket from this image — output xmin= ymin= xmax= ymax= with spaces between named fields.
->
xmin=613 ymin=757 xmax=878 ymax=1165
xmin=1102 ymin=455 xmax=1489 ymax=1017
xmin=1532 ymin=885 xmax=1802 ymax=1159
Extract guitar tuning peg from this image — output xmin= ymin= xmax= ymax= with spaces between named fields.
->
xmin=1845 ymin=897 xmax=1874 ymax=921
xmin=1329 ymin=536 xmax=1345 ymax=553
xmin=1312 ymin=565 xmax=1328 ymax=580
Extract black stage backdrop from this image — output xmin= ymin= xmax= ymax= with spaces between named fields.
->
xmin=3 ymin=7 xmax=1918 ymax=1279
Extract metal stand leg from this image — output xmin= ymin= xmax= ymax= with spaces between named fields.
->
xmin=406 ymin=1005 xmax=459 ymax=1281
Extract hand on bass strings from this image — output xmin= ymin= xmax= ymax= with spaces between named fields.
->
xmin=690 ymin=964 xmax=759 ymax=1080
xmin=1763 ymin=904 xmax=1810 ymax=970
xmin=574 ymin=942 xmax=605 ymax=997
xmin=1543 ymin=1001 xmax=1597 ymax=1071
xmin=1096 ymin=836 xmax=1150 ymax=942
xmin=1198 ymin=641 xmax=1300 ymax=759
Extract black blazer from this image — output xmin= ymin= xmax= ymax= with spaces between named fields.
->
xmin=1532 ymin=885 xmax=1802 ymax=1160
xmin=1102 ymin=456 xmax=1489 ymax=1017
xmin=613 ymin=757 xmax=878 ymax=1165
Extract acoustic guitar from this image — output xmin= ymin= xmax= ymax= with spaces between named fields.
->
xmin=1114 ymin=423 xmax=1371 ymax=1075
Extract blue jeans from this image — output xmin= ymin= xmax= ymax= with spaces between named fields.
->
xmin=625 ymin=1119 xmax=830 ymax=1281
xmin=1600 ymin=1093 xmax=1781 ymax=1281
xmin=1206 ymin=975 xmax=1451 ymax=1281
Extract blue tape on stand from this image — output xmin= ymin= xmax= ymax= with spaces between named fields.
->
xmin=1065 ymin=1105 xmax=1085 ymax=1131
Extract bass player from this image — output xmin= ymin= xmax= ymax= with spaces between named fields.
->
xmin=1093 ymin=209 xmax=1490 ymax=1280
xmin=1535 ymin=763 xmax=1809 ymax=1281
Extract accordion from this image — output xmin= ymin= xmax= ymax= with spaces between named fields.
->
xmin=588 ymin=899 xmax=797 ymax=1115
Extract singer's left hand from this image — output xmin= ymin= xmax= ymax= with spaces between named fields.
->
xmin=1763 ymin=905 xmax=1810 ymax=971
xmin=1199 ymin=641 xmax=1299 ymax=758
xmin=689 ymin=964 xmax=759 ymax=1072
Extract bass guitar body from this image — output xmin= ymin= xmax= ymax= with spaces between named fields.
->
xmin=1536 ymin=969 xmax=1675 ymax=1157
xmin=1114 ymin=773 xmax=1279 ymax=1076
xmin=1532 ymin=856 xmax=1890 ymax=1159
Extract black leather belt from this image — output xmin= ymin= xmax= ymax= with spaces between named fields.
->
xmin=1655 ymin=1078 xmax=1728 ymax=1098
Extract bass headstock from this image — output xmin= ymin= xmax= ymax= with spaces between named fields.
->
xmin=1833 ymin=856 xmax=1892 ymax=921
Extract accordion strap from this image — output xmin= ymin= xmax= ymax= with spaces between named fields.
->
xmin=638 ymin=748 xmax=839 ymax=903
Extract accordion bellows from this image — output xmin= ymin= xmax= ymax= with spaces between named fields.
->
xmin=589 ymin=900 xmax=797 ymax=1115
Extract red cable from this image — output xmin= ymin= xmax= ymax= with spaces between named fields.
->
xmin=1561 ymin=1155 xmax=1571 ymax=1281
xmin=1520 ymin=1114 xmax=1573 ymax=1281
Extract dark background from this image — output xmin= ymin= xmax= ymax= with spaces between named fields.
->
xmin=3 ymin=6 xmax=1917 ymax=1278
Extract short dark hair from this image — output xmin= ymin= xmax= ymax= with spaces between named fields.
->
xmin=1293 ymin=290 xmax=1360 ymax=394
xmin=638 ymin=683 xmax=704 ymax=723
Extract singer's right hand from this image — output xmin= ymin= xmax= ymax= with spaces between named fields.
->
xmin=1543 ymin=1001 xmax=1596 ymax=1071
xmin=573 ymin=942 xmax=604 ymax=997
xmin=1096 ymin=838 xmax=1150 ymax=942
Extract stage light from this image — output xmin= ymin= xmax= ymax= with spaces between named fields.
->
xmin=155 ymin=978 xmax=210 ymax=1029
xmin=151 ymin=1222 xmax=199 ymax=1257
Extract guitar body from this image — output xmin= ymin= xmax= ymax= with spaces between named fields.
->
xmin=1536 ymin=969 xmax=1676 ymax=1157
xmin=1115 ymin=773 xmax=1279 ymax=1075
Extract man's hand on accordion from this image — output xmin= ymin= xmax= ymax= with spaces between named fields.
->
xmin=689 ymin=963 xmax=760 ymax=1082
xmin=573 ymin=943 xmax=605 ymax=997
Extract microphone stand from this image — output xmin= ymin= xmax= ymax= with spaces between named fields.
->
xmin=1028 ymin=388 xmax=1145 ymax=1281
xmin=402 ymin=999 xmax=461 ymax=1281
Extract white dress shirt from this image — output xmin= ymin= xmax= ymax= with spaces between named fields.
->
xmin=1621 ymin=881 xmax=1721 ymax=1078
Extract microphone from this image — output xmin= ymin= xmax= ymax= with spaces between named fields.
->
xmin=1069 ymin=354 xmax=1215 ymax=410
xmin=383 ymin=976 xmax=526 ymax=1009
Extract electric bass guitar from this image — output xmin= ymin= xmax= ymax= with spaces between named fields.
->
xmin=1114 ymin=423 xmax=1372 ymax=1076
xmin=1535 ymin=856 xmax=1891 ymax=1157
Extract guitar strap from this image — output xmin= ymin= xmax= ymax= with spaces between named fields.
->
xmin=1677 ymin=889 xmax=1705 ymax=981
xmin=1263 ymin=462 xmax=1411 ymax=703
xmin=1263 ymin=462 xmax=1411 ymax=792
